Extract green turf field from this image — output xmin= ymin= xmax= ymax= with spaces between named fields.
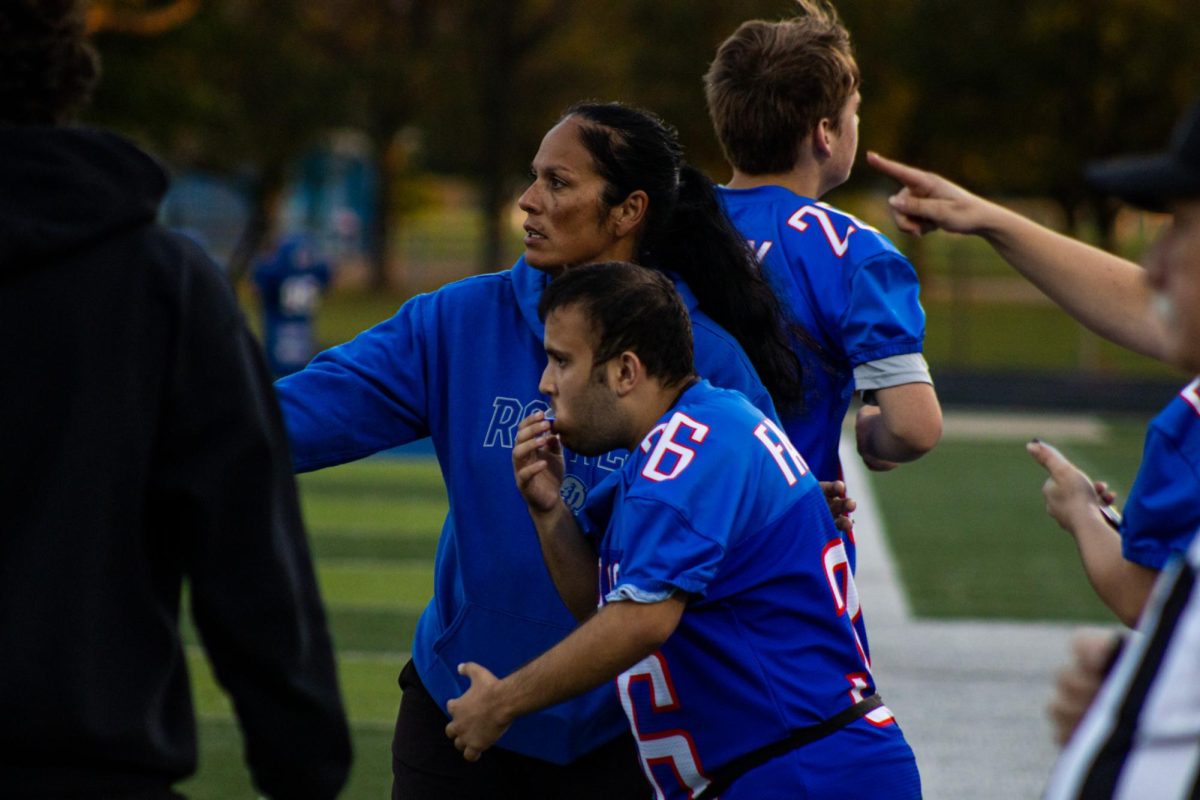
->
xmin=179 ymin=414 xmax=1153 ymax=793
xmin=872 ymin=413 xmax=1153 ymax=622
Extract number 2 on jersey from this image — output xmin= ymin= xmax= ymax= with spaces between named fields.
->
xmin=787 ymin=204 xmax=857 ymax=257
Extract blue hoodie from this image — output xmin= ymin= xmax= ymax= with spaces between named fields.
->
xmin=276 ymin=257 xmax=777 ymax=763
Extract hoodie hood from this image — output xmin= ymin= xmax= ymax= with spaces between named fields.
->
xmin=510 ymin=255 xmax=705 ymax=344
xmin=0 ymin=127 xmax=167 ymax=266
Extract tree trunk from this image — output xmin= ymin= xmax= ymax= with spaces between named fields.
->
xmin=475 ymin=3 xmax=518 ymax=273
xmin=371 ymin=141 xmax=395 ymax=290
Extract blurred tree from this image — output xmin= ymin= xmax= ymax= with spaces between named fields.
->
xmin=415 ymin=0 xmax=788 ymax=272
xmin=594 ymin=0 xmax=787 ymax=177
xmin=83 ymin=0 xmax=1200 ymax=278
xmin=844 ymin=0 xmax=1200 ymax=248
xmin=410 ymin=0 xmax=583 ymax=272
xmin=86 ymin=0 xmax=200 ymax=35
xmin=300 ymin=0 xmax=436 ymax=286
xmin=88 ymin=0 xmax=356 ymax=277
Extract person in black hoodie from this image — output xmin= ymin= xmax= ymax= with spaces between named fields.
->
xmin=0 ymin=2 xmax=351 ymax=797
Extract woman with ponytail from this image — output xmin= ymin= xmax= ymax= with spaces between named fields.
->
xmin=563 ymin=102 xmax=804 ymax=411
xmin=275 ymin=101 xmax=817 ymax=799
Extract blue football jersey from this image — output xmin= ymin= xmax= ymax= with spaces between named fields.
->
xmin=717 ymin=186 xmax=927 ymax=486
xmin=1121 ymin=378 xmax=1200 ymax=569
xmin=578 ymin=380 xmax=916 ymax=799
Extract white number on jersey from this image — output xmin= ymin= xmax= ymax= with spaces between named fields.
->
xmin=617 ymin=653 xmax=711 ymax=800
xmin=787 ymin=204 xmax=857 ymax=257
xmin=641 ymin=412 xmax=710 ymax=482
xmin=1181 ymin=377 xmax=1200 ymax=416
xmin=825 ymin=540 xmax=896 ymax=725
xmin=846 ymin=671 xmax=896 ymax=727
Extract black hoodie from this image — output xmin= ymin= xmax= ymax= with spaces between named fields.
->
xmin=0 ymin=128 xmax=351 ymax=797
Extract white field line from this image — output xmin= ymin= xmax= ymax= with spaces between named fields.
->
xmin=839 ymin=437 xmax=912 ymax=625
xmin=939 ymin=410 xmax=1107 ymax=443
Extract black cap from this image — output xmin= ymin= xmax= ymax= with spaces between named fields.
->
xmin=1086 ymin=99 xmax=1200 ymax=212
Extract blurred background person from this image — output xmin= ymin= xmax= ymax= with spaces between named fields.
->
xmin=0 ymin=1 xmax=351 ymax=797
xmin=868 ymin=91 xmax=1200 ymax=799
xmin=253 ymin=231 xmax=332 ymax=377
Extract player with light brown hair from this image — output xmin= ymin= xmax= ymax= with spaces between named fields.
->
xmin=705 ymin=1 xmax=942 ymax=579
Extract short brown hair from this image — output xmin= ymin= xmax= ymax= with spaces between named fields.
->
xmin=0 ymin=0 xmax=100 ymax=126
xmin=705 ymin=0 xmax=859 ymax=175
xmin=539 ymin=262 xmax=695 ymax=388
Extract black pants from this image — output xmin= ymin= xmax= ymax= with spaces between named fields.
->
xmin=392 ymin=660 xmax=651 ymax=799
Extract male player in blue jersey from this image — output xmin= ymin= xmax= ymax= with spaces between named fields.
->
xmin=704 ymin=1 xmax=942 ymax=503
xmin=445 ymin=262 xmax=920 ymax=799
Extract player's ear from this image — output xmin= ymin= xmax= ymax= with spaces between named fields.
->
xmin=610 ymin=190 xmax=648 ymax=239
xmin=812 ymin=118 xmax=835 ymax=160
xmin=611 ymin=351 xmax=641 ymax=397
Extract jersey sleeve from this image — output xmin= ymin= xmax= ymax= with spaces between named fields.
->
xmin=1121 ymin=425 xmax=1200 ymax=569
xmin=841 ymin=251 xmax=926 ymax=368
xmin=605 ymin=496 xmax=727 ymax=603
xmin=275 ymin=294 xmax=433 ymax=472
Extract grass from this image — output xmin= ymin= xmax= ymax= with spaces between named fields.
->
xmin=922 ymin=299 xmax=1178 ymax=376
xmin=871 ymin=414 xmax=1152 ymax=621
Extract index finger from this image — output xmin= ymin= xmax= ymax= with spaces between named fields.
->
xmin=866 ymin=151 xmax=936 ymax=192
xmin=1025 ymin=439 xmax=1070 ymax=474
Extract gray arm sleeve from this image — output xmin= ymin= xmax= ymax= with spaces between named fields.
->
xmin=853 ymin=352 xmax=933 ymax=392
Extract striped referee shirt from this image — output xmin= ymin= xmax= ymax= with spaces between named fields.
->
xmin=1045 ymin=532 xmax=1200 ymax=799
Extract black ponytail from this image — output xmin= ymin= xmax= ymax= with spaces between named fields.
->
xmin=564 ymin=101 xmax=805 ymax=412
xmin=650 ymin=165 xmax=804 ymax=411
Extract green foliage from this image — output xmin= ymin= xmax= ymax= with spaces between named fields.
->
xmin=88 ymin=1 xmax=351 ymax=171
xmin=84 ymin=0 xmax=1200 ymax=268
xmin=923 ymin=299 xmax=1183 ymax=376
xmin=842 ymin=0 xmax=1200 ymax=238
